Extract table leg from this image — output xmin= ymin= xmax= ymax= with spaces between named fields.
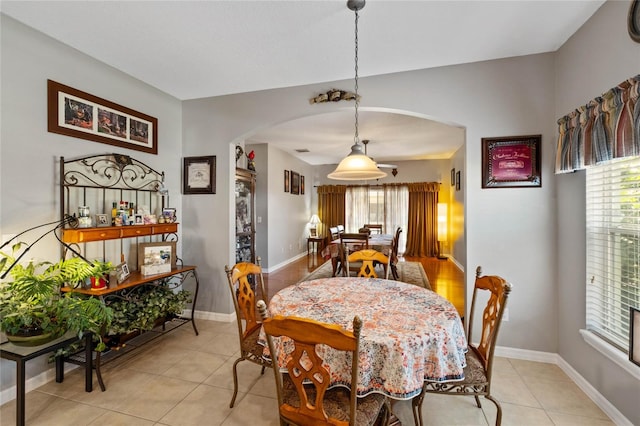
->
xmin=331 ymin=257 xmax=338 ymax=276
xmin=16 ymin=360 xmax=25 ymax=426
xmin=55 ymin=355 xmax=64 ymax=383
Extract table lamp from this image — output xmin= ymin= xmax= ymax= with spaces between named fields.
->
xmin=309 ymin=214 xmax=321 ymax=237
xmin=437 ymin=203 xmax=448 ymax=260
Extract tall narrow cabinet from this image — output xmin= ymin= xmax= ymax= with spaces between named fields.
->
xmin=235 ymin=168 xmax=256 ymax=263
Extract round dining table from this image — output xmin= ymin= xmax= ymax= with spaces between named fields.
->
xmin=263 ymin=276 xmax=467 ymax=400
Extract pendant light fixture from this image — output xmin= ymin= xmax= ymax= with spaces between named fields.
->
xmin=328 ymin=0 xmax=387 ymax=181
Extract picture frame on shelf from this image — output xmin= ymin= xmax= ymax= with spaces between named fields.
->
xmin=134 ymin=214 xmax=144 ymax=225
xmin=115 ymin=262 xmax=130 ymax=284
xmin=138 ymin=241 xmax=177 ymax=276
xmin=631 ymin=307 xmax=640 ymax=367
xmin=183 ymin=155 xmax=216 ymax=194
xmin=284 ymin=170 xmax=290 ymax=192
xmin=291 ymin=171 xmax=300 ymax=195
xmin=162 ymin=207 xmax=177 ymax=223
xmin=47 ymin=80 xmax=158 ymax=155
xmin=95 ymin=213 xmax=109 ymax=227
xmin=482 ymin=135 xmax=541 ymax=188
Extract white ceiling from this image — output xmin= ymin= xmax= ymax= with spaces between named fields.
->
xmin=1 ymin=0 xmax=604 ymax=165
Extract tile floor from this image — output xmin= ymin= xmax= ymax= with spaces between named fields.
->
xmin=0 ymin=256 xmax=616 ymax=425
xmin=0 ymin=318 xmax=615 ymax=426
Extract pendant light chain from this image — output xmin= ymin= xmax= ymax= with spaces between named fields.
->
xmin=353 ymin=8 xmax=360 ymax=145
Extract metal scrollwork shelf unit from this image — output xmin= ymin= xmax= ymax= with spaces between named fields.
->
xmin=59 ymin=154 xmax=199 ymax=393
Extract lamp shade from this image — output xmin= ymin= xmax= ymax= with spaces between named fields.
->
xmin=309 ymin=214 xmax=321 ymax=225
xmin=328 ymin=143 xmax=387 ymax=181
xmin=437 ymin=203 xmax=448 ymax=242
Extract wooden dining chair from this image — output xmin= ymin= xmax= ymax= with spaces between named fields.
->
xmin=256 ymin=300 xmax=390 ymax=426
xmin=364 ymin=224 xmax=383 ymax=234
xmin=339 ymin=232 xmax=369 ymax=276
xmin=389 ymin=227 xmax=402 ymax=280
xmin=224 ymin=258 xmax=272 ymax=408
xmin=329 ymin=226 xmax=340 ymax=241
xmin=337 ymin=224 xmax=345 ymax=235
xmin=411 ymin=266 xmax=512 ymax=426
xmin=346 ymin=248 xmax=391 ymax=279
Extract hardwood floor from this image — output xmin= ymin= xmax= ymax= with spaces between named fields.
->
xmin=264 ymin=253 xmax=466 ymax=317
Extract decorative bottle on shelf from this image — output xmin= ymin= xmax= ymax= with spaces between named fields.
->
xmin=111 ymin=202 xmax=118 ymax=226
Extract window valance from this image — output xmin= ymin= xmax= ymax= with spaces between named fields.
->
xmin=555 ymin=75 xmax=639 ymax=173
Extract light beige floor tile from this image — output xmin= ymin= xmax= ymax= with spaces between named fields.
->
xmin=4 ymin=391 xmax=107 ymax=426
xmin=89 ymin=410 xmax=156 ymax=425
xmin=525 ymin=376 xmax=610 ymax=420
xmin=546 ymin=411 xmax=616 ymax=425
xmin=496 ymin=401 xmax=554 ymax=425
xmin=188 ymin=331 xmax=240 ymax=357
xmin=246 ymin=367 xmax=277 ymax=399
xmin=123 ymin=342 xmax=189 ymax=374
xmin=162 ymin=349 xmax=228 ymax=383
xmin=395 ymin=393 xmax=489 ymax=425
xmin=203 ymin=355 xmax=266 ymax=394
xmin=491 ymin=370 xmax=541 ymax=408
xmin=221 ymin=393 xmax=280 ymax=426
xmin=159 ymin=384 xmax=236 ymax=426
xmin=508 ymin=359 xmax=571 ymax=382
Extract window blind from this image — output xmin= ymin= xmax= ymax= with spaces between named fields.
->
xmin=586 ymin=157 xmax=640 ymax=351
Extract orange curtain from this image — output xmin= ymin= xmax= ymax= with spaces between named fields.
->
xmin=317 ymin=185 xmax=346 ymax=240
xmin=405 ymin=182 xmax=440 ymax=257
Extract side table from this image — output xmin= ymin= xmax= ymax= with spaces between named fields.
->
xmin=0 ymin=331 xmax=82 ymax=426
xmin=307 ymin=236 xmax=325 ymax=255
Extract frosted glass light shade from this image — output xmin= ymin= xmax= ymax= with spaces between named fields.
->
xmin=328 ymin=144 xmax=387 ymax=181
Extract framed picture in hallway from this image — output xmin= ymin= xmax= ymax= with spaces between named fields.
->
xmin=482 ymin=134 xmax=541 ymax=188
xmin=291 ymin=171 xmax=300 ymax=195
xmin=284 ymin=170 xmax=290 ymax=192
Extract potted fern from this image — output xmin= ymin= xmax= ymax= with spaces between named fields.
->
xmin=0 ymin=243 xmax=114 ymax=348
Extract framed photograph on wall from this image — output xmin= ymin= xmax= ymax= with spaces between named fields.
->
xmin=631 ymin=307 xmax=640 ymax=367
xmin=456 ymin=170 xmax=461 ymax=191
xmin=451 ymin=168 xmax=455 ymax=186
xmin=482 ymin=135 xmax=541 ymax=188
xmin=284 ymin=170 xmax=290 ymax=192
xmin=301 ymin=176 xmax=305 ymax=195
xmin=138 ymin=241 xmax=177 ymax=276
xmin=291 ymin=171 xmax=300 ymax=195
xmin=47 ymin=80 xmax=158 ymax=154
xmin=183 ymin=156 xmax=216 ymax=194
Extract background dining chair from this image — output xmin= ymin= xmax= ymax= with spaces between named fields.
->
xmin=256 ymin=300 xmax=390 ymax=426
xmin=389 ymin=227 xmax=402 ymax=280
xmin=411 ymin=266 xmax=512 ymax=426
xmin=339 ymin=232 xmax=369 ymax=276
xmin=329 ymin=226 xmax=340 ymax=241
xmin=346 ymin=248 xmax=391 ymax=279
xmin=224 ymin=258 xmax=272 ymax=408
xmin=337 ymin=224 xmax=345 ymax=235
xmin=364 ymin=224 xmax=383 ymax=234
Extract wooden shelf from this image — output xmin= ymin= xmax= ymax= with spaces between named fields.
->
xmin=61 ymin=265 xmax=196 ymax=296
xmin=62 ymin=223 xmax=178 ymax=243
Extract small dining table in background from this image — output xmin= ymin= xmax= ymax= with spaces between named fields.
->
xmin=321 ymin=233 xmax=394 ymax=276
xmin=262 ymin=277 xmax=467 ymax=400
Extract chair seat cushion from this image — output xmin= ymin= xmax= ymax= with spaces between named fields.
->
xmin=459 ymin=346 xmax=489 ymax=386
xmin=242 ymin=325 xmax=270 ymax=364
xmin=282 ymin=375 xmax=386 ymax=426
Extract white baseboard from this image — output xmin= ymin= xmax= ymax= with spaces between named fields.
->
xmin=191 ymin=309 xmax=234 ymax=323
xmin=495 ymin=345 xmax=632 ymax=426
xmin=263 ymin=252 xmax=307 ymax=273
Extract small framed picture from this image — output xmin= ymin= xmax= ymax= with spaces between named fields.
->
xmin=134 ymin=214 xmax=144 ymax=225
xmin=95 ymin=213 xmax=109 ymax=227
xmin=456 ymin=170 xmax=461 ymax=191
xmin=162 ymin=208 xmax=176 ymax=223
xmin=450 ymin=168 xmax=455 ymax=186
xmin=138 ymin=241 xmax=177 ymax=275
xmin=115 ymin=262 xmax=130 ymax=284
xmin=183 ymin=155 xmax=216 ymax=194
xmin=482 ymin=134 xmax=541 ymax=188
xmin=631 ymin=307 xmax=640 ymax=367
xmin=291 ymin=171 xmax=300 ymax=195
xmin=301 ymin=176 xmax=305 ymax=195
xmin=284 ymin=170 xmax=290 ymax=192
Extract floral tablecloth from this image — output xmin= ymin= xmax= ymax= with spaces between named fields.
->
xmin=261 ymin=277 xmax=467 ymax=400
